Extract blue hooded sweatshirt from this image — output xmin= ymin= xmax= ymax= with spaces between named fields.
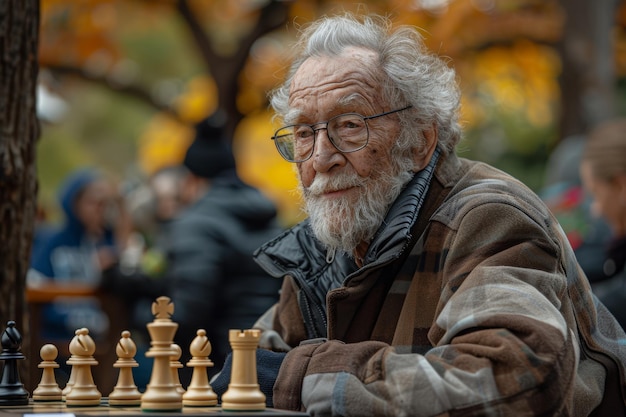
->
xmin=30 ymin=169 xmax=116 ymax=283
xmin=30 ymin=168 xmax=116 ymax=344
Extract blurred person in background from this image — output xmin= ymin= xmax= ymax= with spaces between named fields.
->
xmin=100 ymin=130 xmax=282 ymax=387
xmin=540 ymin=134 xmax=613 ymax=283
xmin=150 ymin=165 xmax=188 ymax=225
xmin=110 ymin=164 xmax=189 ymax=284
xmin=166 ymin=111 xmax=284 ymax=381
xmin=580 ymin=118 xmax=626 ymax=328
xmin=28 ymin=168 xmax=128 ymax=380
xmin=30 ymin=168 xmax=123 ymax=284
xmin=100 ymin=164 xmax=189 ymax=389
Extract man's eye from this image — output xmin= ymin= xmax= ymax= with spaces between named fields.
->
xmin=294 ymin=127 xmax=314 ymax=139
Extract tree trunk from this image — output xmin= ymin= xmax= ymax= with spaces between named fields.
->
xmin=557 ymin=0 xmax=619 ymax=139
xmin=0 ymin=0 xmax=40 ymax=389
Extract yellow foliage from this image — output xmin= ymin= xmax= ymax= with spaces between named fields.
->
xmin=463 ymin=41 xmax=559 ymax=129
xmin=174 ymin=76 xmax=218 ymax=124
xmin=241 ymin=36 xmax=290 ymax=107
xmin=137 ymin=115 xmax=194 ymax=176
xmin=234 ymin=111 xmax=304 ymax=226
xmin=135 ymin=76 xmax=216 ymax=177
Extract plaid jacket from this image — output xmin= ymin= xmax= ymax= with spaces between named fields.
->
xmin=254 ymin=151 xmax=626 ymax=416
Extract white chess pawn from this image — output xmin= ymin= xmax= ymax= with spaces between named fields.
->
xmin=182 ymin=329 xmax=217 ymax=406
xmin=65 ymin=327 xmax=102 ymax=406
xmin=62 ymin=329 xmax=80 ymax=400
xmin=33 ymin=344 xmax=62 ymax=401
xmin=109 ymin=330 xmax=142 ymax=406
xmin=170 ymin=343 xmax=186 ymax=395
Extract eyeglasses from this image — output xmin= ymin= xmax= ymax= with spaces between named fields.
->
xmin=271 ymin=105 xmax=412 ymax=163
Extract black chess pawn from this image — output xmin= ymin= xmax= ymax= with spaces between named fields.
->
xmin=0 ymin=321 xmax=29 ymax=405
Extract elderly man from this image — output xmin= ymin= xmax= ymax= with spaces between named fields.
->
xmin=213 ymin=13 xmax=626 ymax=416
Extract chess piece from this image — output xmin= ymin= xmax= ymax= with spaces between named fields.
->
xmin=141 ymin=296 xmax=183 ymax=411
xmin=65 ymin=327 xmax=102 ymax=406
xmin=33 ymin=344 xmax=63 ymax=401
xmin=170 ymin=343 xmax=185 ymax=395
xmin=220 ymin=329 xmax=265 ymax=411
xmin=0 ymin=321 xmax=29 ymax=406
xmin=182 ymin=329 xmax=217 ymax=407
xmin=62 ymin=328 xmax=80 ymax=400
xmin=108 ymin=330 xmax=142 ymax=406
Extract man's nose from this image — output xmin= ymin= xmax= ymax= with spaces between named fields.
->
xmin=312 ymin=128 xmax=344 ymax=171
xmin=313 ymin=128 xmax=337 ymax=155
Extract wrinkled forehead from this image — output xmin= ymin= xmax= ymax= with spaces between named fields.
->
xmin=285 ymin=47 xmax=383 ymax=122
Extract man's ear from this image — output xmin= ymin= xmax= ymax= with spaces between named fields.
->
xmin=411 ymin=124 xmax=438 ymax=171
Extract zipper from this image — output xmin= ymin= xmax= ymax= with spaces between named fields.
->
xmin=289 ymin=273 xmax=328 ymax=339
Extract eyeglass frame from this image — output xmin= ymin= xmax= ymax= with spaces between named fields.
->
xmin=271 ymin=104 xmax=413 ymax=163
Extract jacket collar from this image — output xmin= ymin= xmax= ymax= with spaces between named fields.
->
xmin=255 ymin=148 xmax=461 ymax=280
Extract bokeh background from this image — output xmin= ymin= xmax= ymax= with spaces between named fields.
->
xmin=36 ymin=0 xmax=626 ymax=227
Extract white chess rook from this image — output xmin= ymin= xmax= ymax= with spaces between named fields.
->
xmin=141 ymin=296 xmax=183 ymax=412
xmin=220 ymin=329 xmax=266 ymax=411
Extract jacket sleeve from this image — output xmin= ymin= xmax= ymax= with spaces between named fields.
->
xmin=273 ymin=201 xmax=604 ymax=416
xmin=272 ymin=275 xmax=309 ymax=347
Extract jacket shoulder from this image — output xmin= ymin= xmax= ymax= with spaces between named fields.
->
xmin=432 ymin=159 xmax=555 ymax=232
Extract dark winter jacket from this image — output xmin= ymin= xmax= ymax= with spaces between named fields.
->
xmin=167 ymin=174 xmax=284 ymax=373
xmin=593 ymin=236 xmax=626 ymax=329
xmin=254 ymin=150 xmax=626 ymax=416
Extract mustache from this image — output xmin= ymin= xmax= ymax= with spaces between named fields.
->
xmin=305 ymin=173 xmax=366 ymax=196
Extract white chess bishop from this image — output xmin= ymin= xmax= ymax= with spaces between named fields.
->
xmin=65 ymin=327 xmax=102 ymax=406
xmin=183 ymin=329 xmax=217 ymax=406
xmin=109 ymin=330 xmax=142 ymax=406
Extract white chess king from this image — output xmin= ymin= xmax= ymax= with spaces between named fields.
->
xmin=140 ymin=296 xmax=183 ymax=411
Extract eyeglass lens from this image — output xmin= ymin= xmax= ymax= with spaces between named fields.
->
xmin=274 ymin=113 xmax=368 ymax=162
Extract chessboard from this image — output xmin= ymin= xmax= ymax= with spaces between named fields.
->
xmin=0 ymin=399 xmax=306 ymax=416
xmin=1 ymin=296 xmax=308 ymax=417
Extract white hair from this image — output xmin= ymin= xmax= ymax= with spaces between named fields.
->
xmin=270 ymin=13 xmax=462 ymax=156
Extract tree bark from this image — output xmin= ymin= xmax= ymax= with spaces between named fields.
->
xmin=557 ymin=0 xmax=619 ymax=139
xmin=0 ymin=0 xmax=40 ymax=388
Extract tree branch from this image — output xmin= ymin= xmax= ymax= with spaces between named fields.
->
xmin=174 ymin=0 xmax=290 ymax=136
xmin=175 ymin=0 xmax=217 ymax=70
xmin=231 ymin=0 xmax=291 ymax=74
xmin=43 ymin=64 xmax=183 ymax=122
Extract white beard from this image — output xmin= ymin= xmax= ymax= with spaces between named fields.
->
xmin=301 ymin=159 xmax=413 ymax=256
